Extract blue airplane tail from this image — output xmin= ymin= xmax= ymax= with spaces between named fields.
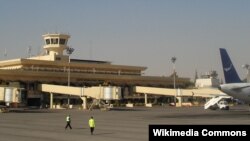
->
xmin=219 ymin=48 xmax=242 ymax=83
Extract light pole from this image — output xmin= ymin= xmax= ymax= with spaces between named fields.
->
xmin=66 ymin=47 xmax=74 ymax=107
xmin=171 ymin=57 xmax=177 ymax=105
xmin=242 ymin=64 xmax=250 ymax=82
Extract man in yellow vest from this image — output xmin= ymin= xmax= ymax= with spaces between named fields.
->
xmin=88 ymin=116 xmax=95 ymax=135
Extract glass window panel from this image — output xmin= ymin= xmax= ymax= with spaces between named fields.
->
xmin=52 ymin=38 xmax=58 ymax=44
xmin=45 ymin=39 xmax=50 ymax=45
xmin=59 ymin=39 xmax=66 ymax=45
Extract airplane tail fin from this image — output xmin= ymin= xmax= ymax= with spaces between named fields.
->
xmin=219 ymin=48 xmax=242 ymax=83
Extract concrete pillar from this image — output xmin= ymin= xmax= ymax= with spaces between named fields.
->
xmin=50 ymin=92 xmax=53 ymax=109
xmin=67 ymin=95 xmax=70 ymax=107
xmin=144 ymin=93 xmax=148 ymax=105
xmin=80 ymin=97 xmax=87 ymax=110
xmin=176 ymin=97 xmax=182 ymax=107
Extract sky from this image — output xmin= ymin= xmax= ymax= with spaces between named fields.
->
xmin=1 ymin=0 xmax=250 ymax=81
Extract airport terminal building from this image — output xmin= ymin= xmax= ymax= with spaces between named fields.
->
xmin=0 ymin=33 xmax=190 ymax=107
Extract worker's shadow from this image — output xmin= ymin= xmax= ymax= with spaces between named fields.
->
xmin=94 ymin=133 xmax=114 ymax=135
xmin=73 ymin=128 xmax=114 ymax=135
xmin=74 ymin=127 xmax=88 ymax=130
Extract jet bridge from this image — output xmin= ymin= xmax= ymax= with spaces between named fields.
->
xmin=39 ymin=84 xmax=121 ymax=109
xmin=134 ymin=86 xmax=226 ymax=107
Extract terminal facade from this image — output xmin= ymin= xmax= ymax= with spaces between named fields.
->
xmin=0 ymin=33 xmax=190 ymax=107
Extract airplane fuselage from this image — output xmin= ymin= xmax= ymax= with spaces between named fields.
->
xmin=219 ymin=83 xmax=250 ymax=103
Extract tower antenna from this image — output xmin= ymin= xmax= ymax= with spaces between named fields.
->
xmin=27 ymin=46 xmax=32 ymax=57
xmin=4 ymin=48 xmax=7 ymax=58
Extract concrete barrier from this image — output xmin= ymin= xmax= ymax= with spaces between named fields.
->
xmin=55 ymin=105 xmax=61 ymax=109
xmin=145 ymin=103 xmax=152 ymax=107
xmin=69 ymin=105 xmax=73 ymax=109
xmin=126 ymin=103 xmax=133 ymax=108
xmin=182 ymin=102 xmax=192 ymax=107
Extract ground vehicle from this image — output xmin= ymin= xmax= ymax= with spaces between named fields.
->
xmin=204 ymin=96 xmax=230 ymax=110
xmin=217 ymin=100 xmax=229 ymax=110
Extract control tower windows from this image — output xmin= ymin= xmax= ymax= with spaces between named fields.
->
xmin=45 ymin=38 xmax=66 ymax=45
xmin=51 ymin=38 xmax=58 ymax=44
xmin=59 ymin=39 xmax=66 ymax=45
xmin=45 ymin=39 xmax=50 ymax=45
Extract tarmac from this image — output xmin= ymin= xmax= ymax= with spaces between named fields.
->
xmin=0 ymin=105 xmax=250 ymax=141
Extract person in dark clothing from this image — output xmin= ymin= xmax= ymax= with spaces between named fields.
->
xmin=65 ymin=115 xmax=72 ymax=129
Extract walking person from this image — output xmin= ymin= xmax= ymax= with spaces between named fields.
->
xmin=88 ymin=116 xmax=95 ymax=135
xmin=65 ymin=114 xmax=72 ymax=130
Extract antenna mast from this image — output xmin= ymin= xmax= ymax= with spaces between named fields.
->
xmin=4 ymin=48 xmax=7 ymax=58
xmin=27 ymin=46 xmax=32 ymax=57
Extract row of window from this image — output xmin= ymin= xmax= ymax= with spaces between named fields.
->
xmin=20 ymin=66 xmax=141 ymax=76
xmin=45 ymin=38 xmax=67 ymax=45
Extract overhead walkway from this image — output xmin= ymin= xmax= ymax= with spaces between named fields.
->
xmin=39 ymin=84 xmax=228 ymax=109
xmin=39 ymin=84 xmax=121 ymax=109
xmin=134 ymin=86 xmax=227 ymax=107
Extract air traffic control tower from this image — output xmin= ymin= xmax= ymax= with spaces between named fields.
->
xmin=28 ymin=33 xmax=71 ymax=62
xmin=0 ymin=33 xmax=190 ymax=107
xmin=43 ymin=34 xmax=70 ymax=56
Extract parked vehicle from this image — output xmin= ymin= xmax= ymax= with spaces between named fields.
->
xmin=217 ymin=100 xmax=229 ymax=110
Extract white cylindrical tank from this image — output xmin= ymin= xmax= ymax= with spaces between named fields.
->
xmin=103 ymin=87 xmax=113 ymax=100
xmin=4 ymin=87 xmax=13 ymax=103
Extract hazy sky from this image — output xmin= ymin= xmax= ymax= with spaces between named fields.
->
xmin=1 ymin=0 xmax=250 ymax=81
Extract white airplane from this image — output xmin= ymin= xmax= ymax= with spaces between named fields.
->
xmin=219 ymin=48 xmax=250 ymax=103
